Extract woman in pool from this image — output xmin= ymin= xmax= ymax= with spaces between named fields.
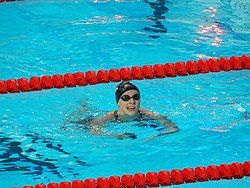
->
xmin=89 ymin=81 xmax=179 ymax=140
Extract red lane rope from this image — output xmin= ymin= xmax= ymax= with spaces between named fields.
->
xmin=22 ymin=161 xmax=250 ymax=188
xmin=1 ymin=55 xmax=249 ymax=95
xmin=0 ymin=0 xmax=18 ymax=2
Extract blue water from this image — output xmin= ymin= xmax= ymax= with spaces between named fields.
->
xmin=0 ymin=0 xmax=250 ymax=188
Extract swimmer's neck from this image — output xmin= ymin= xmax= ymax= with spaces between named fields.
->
xmin=117 ymin=111 xmax=140 ymax=122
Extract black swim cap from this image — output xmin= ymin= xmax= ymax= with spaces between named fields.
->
xmin=115 ymin=81 xmax=140 ymax=103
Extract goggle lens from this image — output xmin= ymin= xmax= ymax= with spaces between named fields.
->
xmin=121 ymin=94 xmax=140 ymax=101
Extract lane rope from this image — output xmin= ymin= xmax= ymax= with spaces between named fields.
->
xmin=1 ymin=55 xmax=249 ymax=95
xmin=23 ymin=161 xmax=250 ymax=188
xmin=0 ymin=0 xmax=21 ymax=3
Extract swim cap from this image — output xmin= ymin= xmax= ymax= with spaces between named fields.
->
xmin=115 ymin=81 xmax=140 ymax=103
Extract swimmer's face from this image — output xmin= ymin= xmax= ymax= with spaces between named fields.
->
xmin=118 ymin=90 xmax=140 ymax=116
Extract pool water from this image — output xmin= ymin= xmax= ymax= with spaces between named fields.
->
xmin=0 ymin=0 xmax=250 ymax=188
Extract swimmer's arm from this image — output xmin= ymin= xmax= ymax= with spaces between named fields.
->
xmin=88 ymin=112 xmax=112 ymax=134
xmin=157 ymin=115 xmax=180 ymax=133
xmin=142 ymin=109 xmax=180 ymax=139
xmin=90 ymin=126 xmax=136 ymax=140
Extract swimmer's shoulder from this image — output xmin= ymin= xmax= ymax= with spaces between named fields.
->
xmin=89 ymin=111 xmax=115 ymax=126
xmin=100 ymin=111 xmax=115 ymax=121
xmin=139 ymin=108 xmax=164 ymax=119
xmin=140 ymin=108 xmax=158 ymax=116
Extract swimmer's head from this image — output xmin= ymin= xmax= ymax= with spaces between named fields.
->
xmin=115 ymin=81 xmax=140 ymax=103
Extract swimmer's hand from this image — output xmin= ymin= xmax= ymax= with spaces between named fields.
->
xmin=115 ymin=132 xmax=137 ymax=140
xmin=145 ymin=128 xmax=180 ymax=141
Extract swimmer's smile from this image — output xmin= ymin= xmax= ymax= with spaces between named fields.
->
xmin=127 ymin=106 xmax=136 ymax=111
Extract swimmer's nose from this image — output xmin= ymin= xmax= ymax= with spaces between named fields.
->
xmin=129 ymin=98 xmax=136 ymax=104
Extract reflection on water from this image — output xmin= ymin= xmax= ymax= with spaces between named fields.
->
xmin=195 ymin=6 xmax=225 ymax=48
xmin=0 ymin=131 xmax=89 ymax=181
xmin=143 ymin=0 xmax=169 ymax=38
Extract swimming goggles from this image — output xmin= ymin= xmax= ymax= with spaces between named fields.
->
xmin=120 ymin=94 xmax=140 ymax=101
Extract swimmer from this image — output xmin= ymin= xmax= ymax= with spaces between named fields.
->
xmin=89 ymin=81 xmax=179 ymax=140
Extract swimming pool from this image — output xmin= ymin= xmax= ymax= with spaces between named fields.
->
xmin=0 ymin=0 xmax=250 ymax=187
